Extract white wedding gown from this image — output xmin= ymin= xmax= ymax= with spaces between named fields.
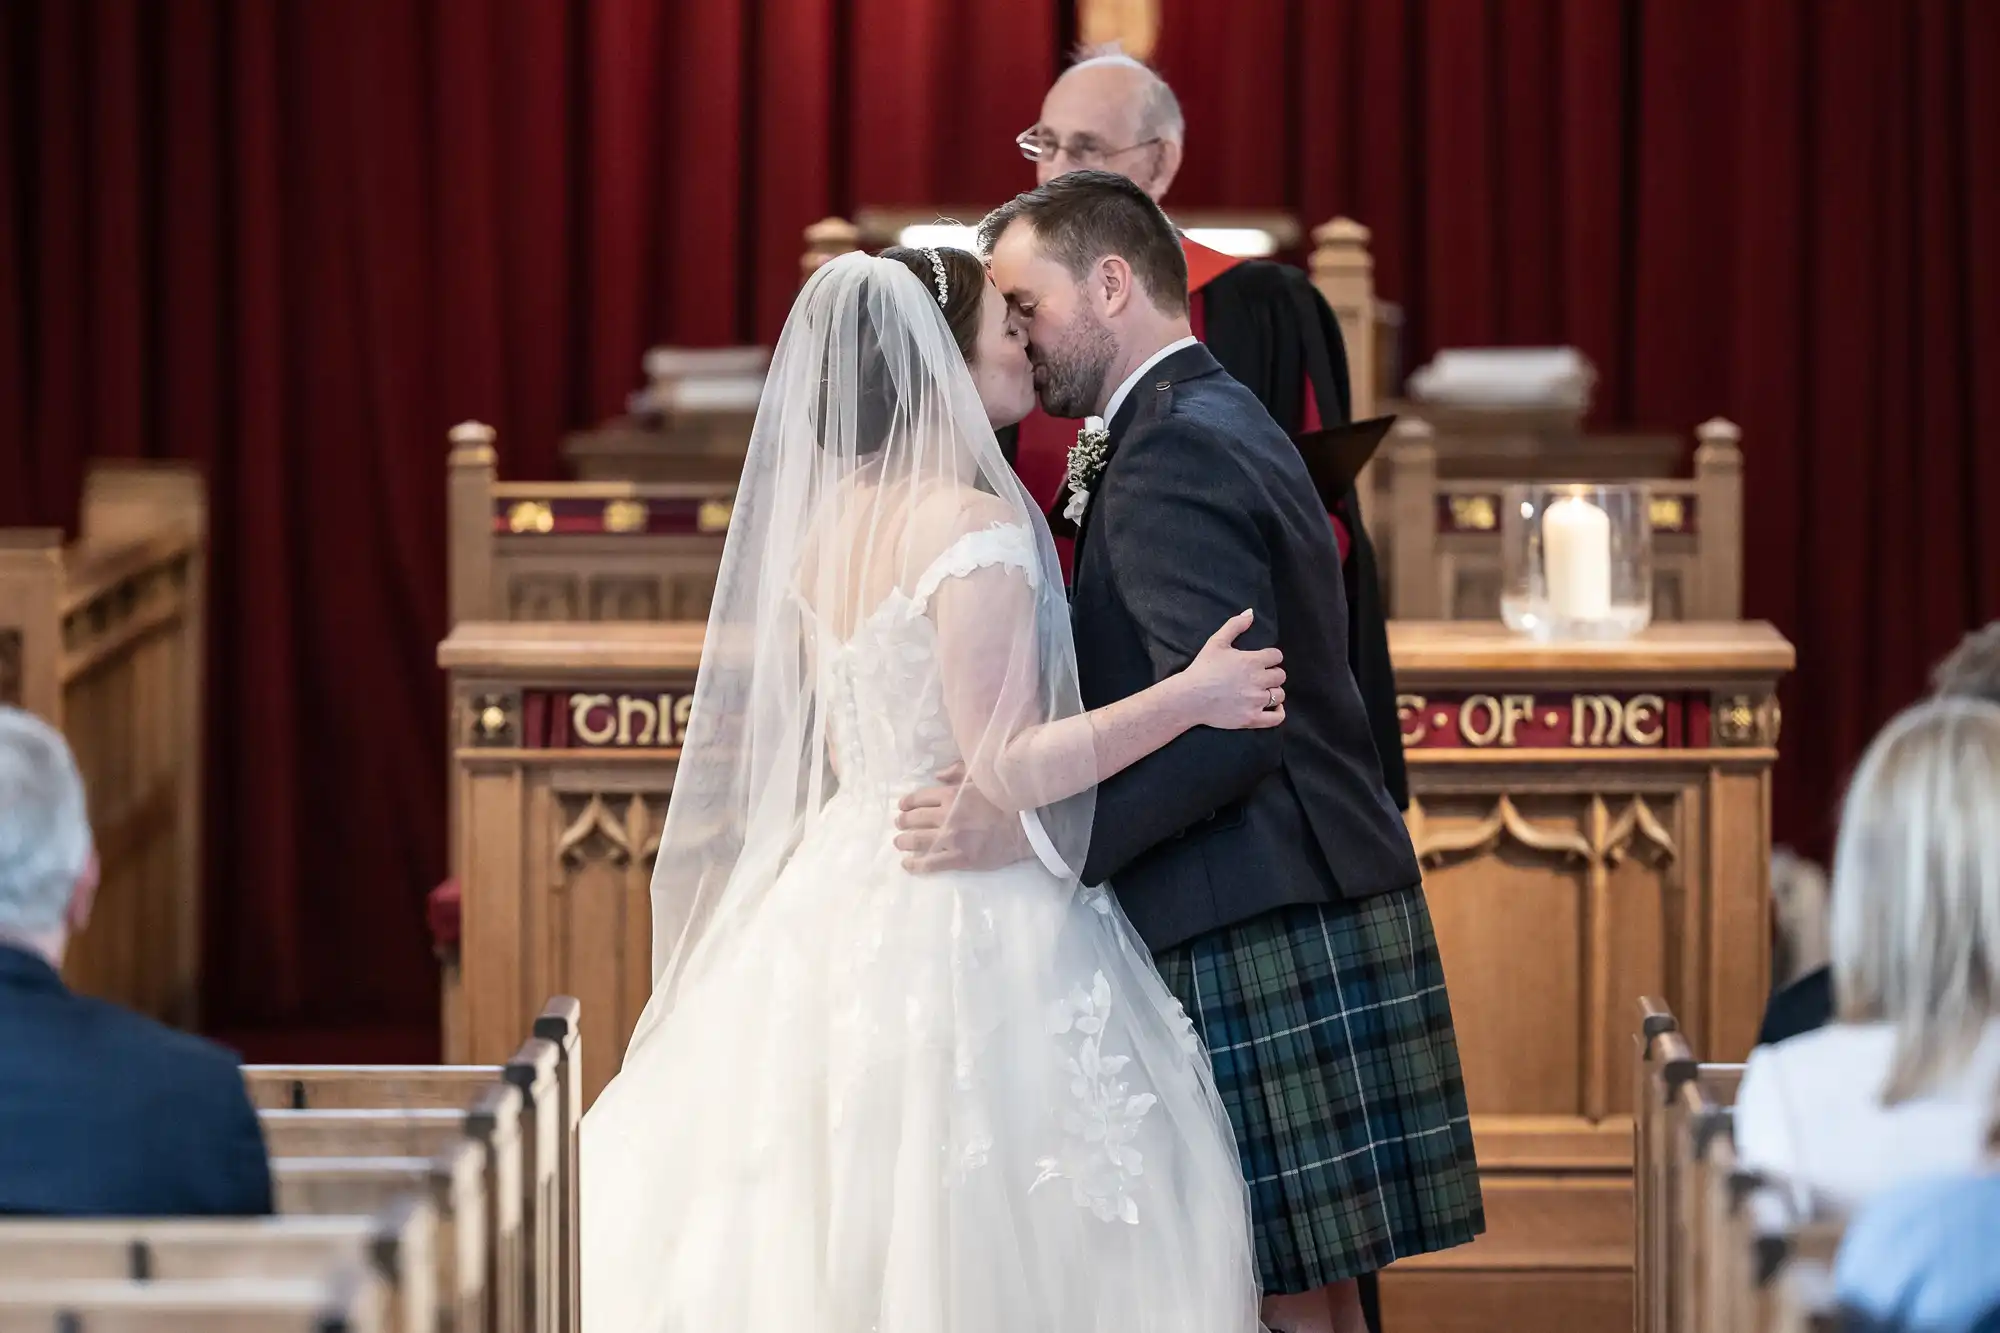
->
xmin=582 ymin=523 xmax=1262 ymax=1332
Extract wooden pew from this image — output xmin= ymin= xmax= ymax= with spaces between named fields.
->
xmin=1768 ymin=1259 xmax=1842 ymax=1333
xmin=274 ymin=1142 xmax=486 ymax=1333
xmin=1633 ymin=997 xmax=1847 ymax=1333
xmin=245 ymin=1038 xmax=565 ymax=1333
xmin=1698 ymin=1150 xmax=1847 ymax=1333
xmin=261 ymin=1086 xmax=522 ymax=1333
xmin=446 ymin=423 xmax=731 ymax=628
xmin=1633 ymin=998 xmax=1692 ymax=1333
xmin=0 ymin=462 xmax=207 ymax=1027
xmin=0 ymin=1266 xmax=384 ymax=1333
xmin=1381 ymin=416 xmax=1745 ymax=622
xmin=0 ymin=1202 xmax=434 ymax=1333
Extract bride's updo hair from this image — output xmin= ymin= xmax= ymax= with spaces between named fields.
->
xmin=878 ymin=246 xmax=986 ymax=364
xmin=808 ymin=248 xmax=986 ymax=460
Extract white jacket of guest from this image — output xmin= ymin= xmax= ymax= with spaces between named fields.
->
xmin=1735 ymin=1021 xmax=2000 ymax=1211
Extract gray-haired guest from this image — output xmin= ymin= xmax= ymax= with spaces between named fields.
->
xmin=0 ymin=706 xmax=271 ymax=1217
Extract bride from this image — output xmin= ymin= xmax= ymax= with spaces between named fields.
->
xmin=581 ymin=247 xmax=1274 ymax=1331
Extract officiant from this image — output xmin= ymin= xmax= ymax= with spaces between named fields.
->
xmin=999 ymin=50 xmax=1407 ymax=821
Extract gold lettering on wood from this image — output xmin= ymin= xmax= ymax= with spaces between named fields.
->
xmin=1459 ymin=694 xmax=1535 ymax=746
xmin=1397 ymin=694 xmax=1428 ymax=747
xmin=1571 ymin=694 xmax=1624 ymax=747
xmin=1459 ymin=695 xmax=1503 ymax=747
xmin=617 ymin=695 xmax=658 ymax=746
xmin=507 ymin=500 xmax=554 ymax=533
xmin=1624 ymin=694 xmax=1666 ymax=746
xmin=1449 ymin=494 xmax=1497 ymax=531
xmin=571 ymin=693 xmax=617 ymax=746
xmin=603 ymin=499 xmax=649 ymax=533
xmin=1570 ymin=693 xmax=1667 ymax=747
xmin=671 ymin=693 xmax=695 ymax=745
xmin=697 ymin=499 xmax=734 ymax=533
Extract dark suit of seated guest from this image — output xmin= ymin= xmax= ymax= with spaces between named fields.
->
xmin=1758 ymin=964 xmax=1833 ymax=1046
xmin=0 ymin=706 xmax=272 ymax=1217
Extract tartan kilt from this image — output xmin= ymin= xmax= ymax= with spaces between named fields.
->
xmin=1154 ymin=889 xmax=1485 ymax=1294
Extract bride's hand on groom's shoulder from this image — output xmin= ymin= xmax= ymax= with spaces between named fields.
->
xmin=1178 ymin=609 xmax=1287 ymax=732
xmin=894 ymin=764 xmax=1032 ymax=874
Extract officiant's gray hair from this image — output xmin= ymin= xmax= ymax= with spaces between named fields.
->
xmin=1066 ymin=45 xmax=1185 ymax=146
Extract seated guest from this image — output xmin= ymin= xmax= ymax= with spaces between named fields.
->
xmin=1759 ymin=848 xmax=1833 ymax=1045
xmin=1757 ymin=621 xmax=2000 ymax=1047
xmin=1836 ymin=1112 xmax=2000 ymax=1333
xmin=0 ymin=707 xmax=272 ymax=1216
xmin=1735 ymin=697 xmax=2000 ymax=1212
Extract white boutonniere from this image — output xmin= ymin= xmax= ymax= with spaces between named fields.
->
xmin=1062 ymin=416 xmax=1111 ymax=525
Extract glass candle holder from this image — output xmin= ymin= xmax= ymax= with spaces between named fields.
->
xmin=1500 ymin=482 xmax=1653 ymax=641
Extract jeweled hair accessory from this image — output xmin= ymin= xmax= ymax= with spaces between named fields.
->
xmin=920 ymin=247 xmax=949 ymax=307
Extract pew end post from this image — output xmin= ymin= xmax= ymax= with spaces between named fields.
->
xmin=1692 ymin=419 xmax=1744 ymax=623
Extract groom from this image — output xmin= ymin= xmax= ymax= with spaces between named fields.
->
xmin=898 ymin=171 xmax=1483 ymax=1332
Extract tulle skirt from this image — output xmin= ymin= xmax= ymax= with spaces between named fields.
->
xmin=581 ymin=793 xmax=1262 ymax=1332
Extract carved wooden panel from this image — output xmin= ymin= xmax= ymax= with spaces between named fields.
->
xmin=1412 ymin=787 xmax=1683 ymax=1122
xmin=509 ymin=574 xmax=583 ymax=621
xmin=545 ymin=788 xmax=666 ymax=1103
xmin=588 ymin=577 xmax=663 ymax=622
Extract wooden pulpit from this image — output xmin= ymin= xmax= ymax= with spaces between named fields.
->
xmin=440 ymin=622 xmax=702 ymax=1106
xmin=1378 ymin=621 xmax=1793 ymax=1333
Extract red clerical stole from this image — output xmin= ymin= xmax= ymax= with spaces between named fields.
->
xmin=1013 ymin=237 xmax=1351 ymax=579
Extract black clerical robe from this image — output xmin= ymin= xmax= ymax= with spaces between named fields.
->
xmin=1002 ymin=238 xmax=1408 ymax=811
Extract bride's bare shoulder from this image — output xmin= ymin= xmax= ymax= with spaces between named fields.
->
xmin=910 ymin=484 xmax=1020 ymax=540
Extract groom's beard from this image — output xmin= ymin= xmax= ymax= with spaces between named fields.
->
xmin=1030 ymin=312 xmax=1117 ymax=420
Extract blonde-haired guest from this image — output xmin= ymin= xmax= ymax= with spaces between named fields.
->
xmin=1733 ymin=696 xmax=2000 ymax=1212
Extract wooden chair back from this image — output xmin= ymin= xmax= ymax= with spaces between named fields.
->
xmin=273 ymin=1142 xmax=486 ymax=1333
xmin=246 ymin=1040 xmax=563 ymax=1333
xmin=0 ymin=1265 xmax=384 ymax=1333
xmin=1382 ymin=417 xmax=1743 ymax=622
xmin=1633 ymin=998 xmax=1691 ymax=1333
xmin=0 ymin=1203 xmax=433 ymax=1333
xmin=0 ymin=462 xmax=207 ymax=1026
xmin=261 ymin=1086 xmax=521 ymax=1333
xmin=446 ymin=424 xmax=731 ymax=629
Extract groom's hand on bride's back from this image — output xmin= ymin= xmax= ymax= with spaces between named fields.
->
xmin=894 ymin=764 xmax=1031 ymax=873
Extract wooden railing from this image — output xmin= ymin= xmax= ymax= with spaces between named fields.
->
xmin=0 ymin=463 xmax=207 ymax=1026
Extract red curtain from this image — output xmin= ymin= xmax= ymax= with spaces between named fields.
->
xmin=0 ymin=0 xmax=1057 ymax=1041
xmin=1157 ymin=0 xmax=2000 ymax=857
xmin=1 ymin=0 xmax=1994 ymax=1039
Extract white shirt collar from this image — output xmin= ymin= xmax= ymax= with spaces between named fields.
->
xmin=1102 ymin=336 xmax=1200 ymax=430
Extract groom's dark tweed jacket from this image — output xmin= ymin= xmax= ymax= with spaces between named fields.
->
xmin=1070 ymin=343 xmax=1420 ymax=951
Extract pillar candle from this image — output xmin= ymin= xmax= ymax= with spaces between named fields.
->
xmin=1543 ymin=494 xmax=1611 ymax=621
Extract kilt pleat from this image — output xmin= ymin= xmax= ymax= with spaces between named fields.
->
xmin=1155 ymin=889 xmax=1484 ymax=1294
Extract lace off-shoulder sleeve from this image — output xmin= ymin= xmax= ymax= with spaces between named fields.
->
xmin=911 ymin=522 xmax=1040 ymax=611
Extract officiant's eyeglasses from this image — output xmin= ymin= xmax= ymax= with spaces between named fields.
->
xmin=1015 ymin=126 xmax=1163 ymax=171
